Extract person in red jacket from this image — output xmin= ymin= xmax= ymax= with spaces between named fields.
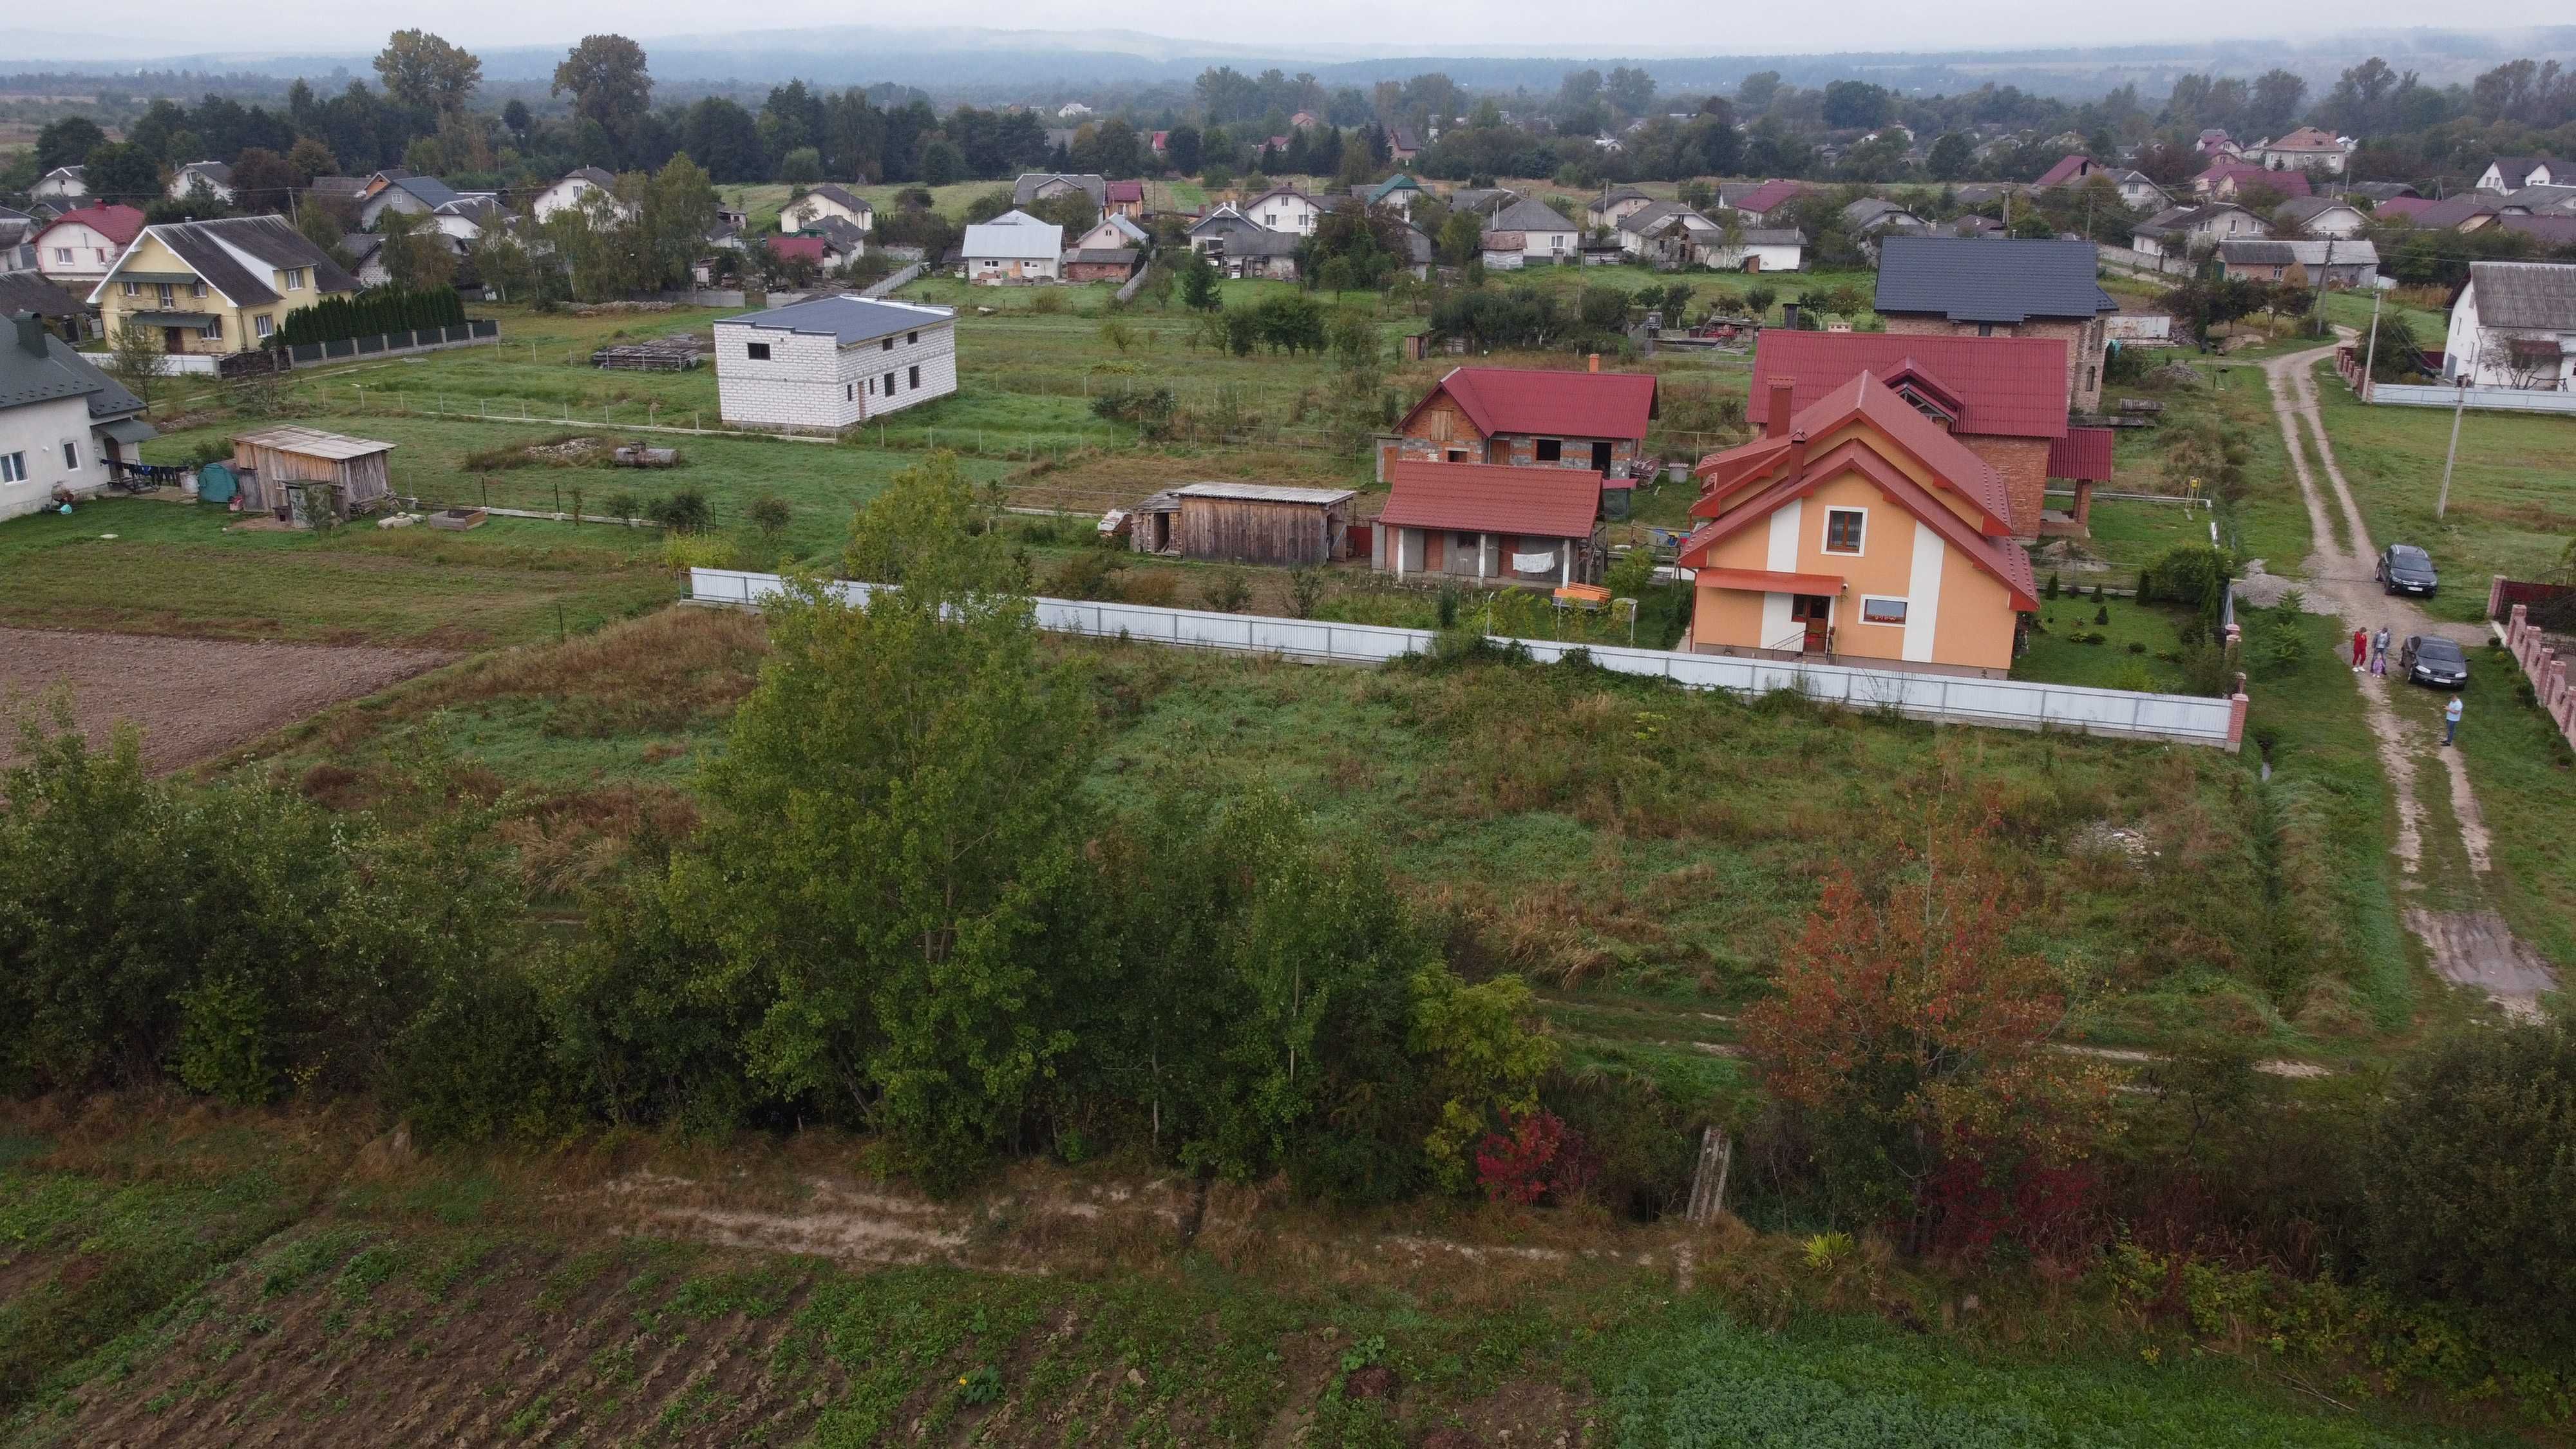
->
xmin=2351 ymin=627 xmax=2368 ymax=670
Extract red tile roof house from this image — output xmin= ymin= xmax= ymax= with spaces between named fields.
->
xmin=1104 ymin=180 xmax=1146 ymax=219
xmin=2033 ymin=155 xmax=2105 ymax=188
xmin=1677 ymin=375 xmax=2039 ymax=677
xmin=1750 ymin=331 xmax=2116 ymax=540
xmin=1371 ymin=460 xmax=1608 ymax=587
xmin=2192 ymin=161 xmax=2312 ymax=202
xmin=1380 ymin=365 xmax=1659 ymax=480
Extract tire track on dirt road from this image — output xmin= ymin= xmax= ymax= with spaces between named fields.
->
xmin=2260 ymin=344 xmax=2556 ymax=1015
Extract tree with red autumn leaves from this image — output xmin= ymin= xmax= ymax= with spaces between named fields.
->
xmin=1739 ymin=813 xmax=2117 ymax=1257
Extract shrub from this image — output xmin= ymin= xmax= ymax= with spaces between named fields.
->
xmin=1045 ymin=548 xmax=1129 ymax=601
xmin=1197 ymin=568 xmax=1253 ymax=614
xmin=1287 ymin=567 xmax=1326 ymax=619
xmin=1122 ymin=572 xmax=1178 ymax=607
xmin=746 ymin=492 xmax=791 ymax=540
xmin=602 ymin=491 xmax=641 ymax=522
xmin=645 ymin=488 xmax=712 ymax=533
xmin=2366 ymin=1019 xmax=2576 ymax=1342
xmin=2094 ymin=603 xmax=2110 ymax=625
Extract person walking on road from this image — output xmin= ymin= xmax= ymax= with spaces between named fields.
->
xmin=2352 ymin=627 xmax=2369 ymax=670
xmin=2372 ymin=626 xmax=2390 ymax=676
xmin=2444 ymin=695 xmax=2463 ymax=747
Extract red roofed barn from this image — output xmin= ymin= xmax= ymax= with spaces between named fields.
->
xmin=1750 ymin=331 xmax=2116 ymax=538
xmin=1372 ymin=460 xmax=1606 ymax=586
xmin=1384 ymin=365 xmax=1658 ymax=477
xmin=1676 ymin=374 xmax=2039 ymax=677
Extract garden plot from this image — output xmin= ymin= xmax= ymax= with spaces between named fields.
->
xmin=0 ymin=627 xmax=453 ymax=772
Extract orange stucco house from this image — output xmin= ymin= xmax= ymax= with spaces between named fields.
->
xmin=1678 ymin=374 xmax=2039 ymax=677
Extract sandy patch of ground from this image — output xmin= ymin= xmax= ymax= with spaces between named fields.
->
xmin=0 ymin=627 xmax=453 ymax=773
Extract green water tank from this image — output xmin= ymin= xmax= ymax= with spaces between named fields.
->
xmin=197 ymin=463 xmax=236 ymax=505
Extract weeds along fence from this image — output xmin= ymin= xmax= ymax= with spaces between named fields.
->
xmin=690 ymin=569 xmax=2249 ymax=750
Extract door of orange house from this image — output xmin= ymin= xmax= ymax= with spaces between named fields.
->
xmin=162 ymin=327 xmax=186 ymax=354
xmin=1790 ymin=594 xmax=1832 ymax=652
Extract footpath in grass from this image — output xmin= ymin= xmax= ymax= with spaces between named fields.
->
xmin=2306 ymin=357 xmax=2576 ymax=624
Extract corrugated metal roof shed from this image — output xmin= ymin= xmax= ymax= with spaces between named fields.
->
xmin=2468 ymin=260 xmax=2576 ymax=330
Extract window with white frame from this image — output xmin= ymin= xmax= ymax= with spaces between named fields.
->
xmin=254 ymin=314 xmax=274 ymax=338
xmin=0 ymin=452 xmax=24 ymax=484
xmin=1823 ymin=507 xmax=1866 ymax=554
xmin=190 ymin=281 xmax=206 ymax=298
xmin=120 ymin=280 xmax=139 ymax=296
xmin=157 ymin=283 xmax=174 ymax=307
xmin=53 ymin=248 xmax=70 ymax=263
xmin=285 ymin=269 xmax=305 ymax=290
xmin=1859 ymin=596 xmax=1908 ymax=625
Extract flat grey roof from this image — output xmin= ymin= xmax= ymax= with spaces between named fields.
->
xmin=717 ymin=295 xmax=957 ymax=346
xmin=1172 ymin=482 xmax=1356 ymax=504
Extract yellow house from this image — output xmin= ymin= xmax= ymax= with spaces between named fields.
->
xmin=87 ymin=216 xmax=357 ymax=359
xmin=1678 ymin=374 xmax=2039 ymax=677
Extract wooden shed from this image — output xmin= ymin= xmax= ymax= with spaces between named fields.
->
xmin=1130 ymin=483 xmax=1356 ymax=566
xmin=231 ymin=426 xmax=396 ymax=524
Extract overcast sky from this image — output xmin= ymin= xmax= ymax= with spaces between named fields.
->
xmin=25 ymin=3 xmax=2576 ymax=58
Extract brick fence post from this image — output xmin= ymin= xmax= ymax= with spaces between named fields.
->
xmin=2544 ymin=655 xmax=2566 ymax=715
xmin=2489 ymin=574 xmax=2506 ymax=623
xmin=2226 ymin=671 xmax=2251 ymax=755
xmin=2508 ymin=603 xmax=2530 ymax=654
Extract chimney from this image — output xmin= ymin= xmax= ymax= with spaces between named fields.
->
xmin=14 ymin=311 xmax=46 ymax=359
xmin=1788 ymin=426 xmax=1809 ymax=475
xmin=1587 ymin=352 xmax=1600 ymax=374
xmin=1766 ymin=377 xmax=1797 ymax=439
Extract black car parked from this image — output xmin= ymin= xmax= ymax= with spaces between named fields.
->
xmin=2378 ymin=544 xmax=2438 ymax=596
xmin=2399 ymin=635 xmax=2468 ymax=688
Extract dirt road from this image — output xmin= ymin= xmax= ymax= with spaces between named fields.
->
xmin=2260 ymin=345 xmax=2557 ymax=1014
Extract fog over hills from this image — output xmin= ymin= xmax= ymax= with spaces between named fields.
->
xmin=6 ymin=22 xmax=2575 ymax=100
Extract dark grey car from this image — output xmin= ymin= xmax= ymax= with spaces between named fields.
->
xmin=2378 ymin=544 xmax=2438 ymax=596
xmin=2398 ymin=635 xmax=2468 ymax=689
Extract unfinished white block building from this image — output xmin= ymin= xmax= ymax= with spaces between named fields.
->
xmin=712 ymin=296 xmax=958 ymax=433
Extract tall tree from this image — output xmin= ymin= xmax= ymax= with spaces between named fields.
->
xmin=82 ymin=142 xmax=162 ymax=207
xmin=553 ymin=35 xmax=653 ymax=149
xmin=374 ymin=30 xmax=482 ymax=120
xmin=671 ymin=455 xmax=1098 ymax=1171
xmin=35 ymin=117 xmax=105 ymax=173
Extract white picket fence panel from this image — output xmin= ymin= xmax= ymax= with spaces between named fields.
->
xmin=2372 ymin=383 xmax=2576 ymax=416
xmin=688 ymin=569 xmax=2240 ymax=748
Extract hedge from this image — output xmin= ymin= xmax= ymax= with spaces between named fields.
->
xmin=273 ymin=285 xmax=468 ymax=349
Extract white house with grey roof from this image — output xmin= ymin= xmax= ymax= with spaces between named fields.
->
xmin=1482 ymin=196 xmax=1580 ymax=265
xmin=712 ymin=296 xmax=958 ymax=431
xmin=961 ymin=211 xmax=1063 ymax=284
xmin=2445 ymin=261 xmax=2576 ymax=391
xmin=533 ymin=167 xmax=625 ymax=222
xmin=0 ymin=310 xmax=155 ymax=520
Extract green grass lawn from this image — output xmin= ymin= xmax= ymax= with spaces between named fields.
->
xmin=0 ymin=496 xmax=677 ymax=647
xmin=2014 ymin=594 xmax=2202 ymax=693
xmin=2306 ymin=357 xmax=2576 ymax=624
xmin=135 ymin=412 xmax=1009 ymax=566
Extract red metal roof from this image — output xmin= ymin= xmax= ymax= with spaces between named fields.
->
xmin=1732 ymin=179 xmax=1810 ymax=214
xmin=1750 ymin=332 xmax=2071 ymax=440
xmin=1700 ymin=567 xmax=1848 ymax=594
xmin=1403 ymin=366 xmax=1658 ymax=442
xmin=2047 ymin=426 xmax=2115 ymax=482
xmin=766 ymin=235 xmax=826 ymax=263
xmin=2034 ymin=155 xmax=2095 ymax=187
xmin=1105 ymin=180 xmax=1144 ymax=202
xmin=1376 ymin=460 xmax=1603 ymax=538
xmin=2370 ymin=196 xmax=2434 ymax=221
xmin=36 ymin=203 xmax=146 ymax=247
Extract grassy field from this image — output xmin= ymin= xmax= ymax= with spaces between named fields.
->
xmin=2425 ymin=641 xmax=2576 ymax=969
xmin=2305 ymin=357 xmax=2576 ymax=624
xmin=0 ymin=1107 xmax=2530 ymax=1448
xmin=0 ymin=496 xmax=676 ymax=648
xmin=2014 ymin=593 xmax=2201 ymax=693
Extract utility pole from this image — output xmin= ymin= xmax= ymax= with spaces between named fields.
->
xmin=2359 ymin=288 xmax=2383 ymax=400
xmin=2436 ymin=375 xmax=2467 ymax=520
